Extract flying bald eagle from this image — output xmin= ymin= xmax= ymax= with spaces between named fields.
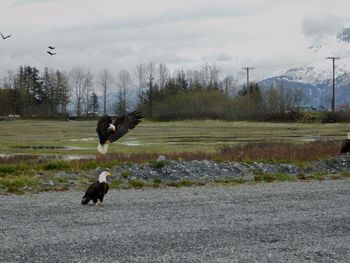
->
xmin=96 ymin=111 xmax=143 ymax=154
xmin=82 ymin=171 xmax=111 ymax=206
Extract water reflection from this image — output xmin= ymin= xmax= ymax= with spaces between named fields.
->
xmin=13 ymin=146 xmax=95 ymax=150
xmin=0 ymin=153 xmax=94 ymax=161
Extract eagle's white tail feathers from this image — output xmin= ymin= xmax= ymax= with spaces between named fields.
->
xmin=97 ymin=143 xmax=109 ymax=154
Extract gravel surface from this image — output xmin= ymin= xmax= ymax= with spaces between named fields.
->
xmin=1 ymin=180 xmax=350 ymax=263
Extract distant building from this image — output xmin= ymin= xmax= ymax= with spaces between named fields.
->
xmin=336 ymin=103 xmax=350 ymax=112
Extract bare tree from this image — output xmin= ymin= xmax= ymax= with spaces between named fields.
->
xmin=2 ymin=70 xmax=15 ymax=89
xmin=186 ymin=69 xmax=201 ymax=89
xmin=208 ymin=63 xmax=220 ymax=89
xmin=134 ymin=63 xmax=148 ymax=105
xmin=69 ymin=66 xmax=93 ymax=116
xmin=116 ymin=69 xmax=132 ymax=115
xmin=222 ymin=74 xmax=239 ymax=96
xmin=157 ymin=63 xmax=170 ymax=89
xmin=98 ymin=69 xmax=113 ymax=115
xmin=200 ymin=63 xmax=210 ymax=87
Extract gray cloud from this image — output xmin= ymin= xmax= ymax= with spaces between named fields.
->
xmin=302 ymin=15 xmax=344 ymax=39
xmin=1 ymin=0 xmax=350 ymax=80
xmin=12 ymin=0 xmax=65 ymax=6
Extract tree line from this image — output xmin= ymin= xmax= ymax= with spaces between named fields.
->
xmin=0 ymin=63 xmax=307 ymax=120
xmin=138 ymin=63 xmax=306 ymax=121
xmin=0 ymin=66 xmax=70 ymax=117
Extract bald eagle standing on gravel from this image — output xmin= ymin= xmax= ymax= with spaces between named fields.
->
xmin=82 ymin=171 xmax=111 ymax=206
xmin=341 ymin=133 xmax=350 ymax=154
xmin=96 ymin=111 xmax=143 ymax=154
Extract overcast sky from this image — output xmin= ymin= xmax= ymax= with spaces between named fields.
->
xmin=1 ymin=0 xmax=350 ymax=82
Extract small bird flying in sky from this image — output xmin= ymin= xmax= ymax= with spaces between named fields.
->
xmin=1 ymin=32 xmax=11 ymax=40
xmin=48 ymin=46 xmax=55 ymax=49
xmin=47 ymin=51 xmax=56 ymax=55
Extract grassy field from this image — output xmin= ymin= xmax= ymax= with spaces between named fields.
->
xmin=1 ymin=119 xmax=350 ymax=156
xmin=1 ymin=119 xmax=350 ymax=194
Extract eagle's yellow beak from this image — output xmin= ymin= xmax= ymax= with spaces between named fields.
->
xmin=107 ymin=172 xmax=112 ymax=177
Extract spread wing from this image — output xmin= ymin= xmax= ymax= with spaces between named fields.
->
xmin=108 ymin=111 xmax=143 ymax=143
xmin=96 ymin=116 xmax=113 ymax=144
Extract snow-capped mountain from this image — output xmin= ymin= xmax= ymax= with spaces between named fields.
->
xmin=259 ymin=60 xmax=350 ymax=108
xmin=337 ymin=27 xmax=350 ymax=43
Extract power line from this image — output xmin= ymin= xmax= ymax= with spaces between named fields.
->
xmin=326 ymin=56 xmax=340 ymax=112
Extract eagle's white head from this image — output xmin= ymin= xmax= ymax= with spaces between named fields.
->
xmin=98 ymin=171 xmax=111 ymax=183
xmin=108 ymin=124 xmax=116 ymax=132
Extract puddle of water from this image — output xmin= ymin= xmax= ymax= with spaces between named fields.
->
xmin=0 ymin=153 xmax=94 ymax=161
xmin=41 ymin=155 xmax=94 ymax=160
xmin=120 ymin=141 xmax=141 ymax=146
xmin=13 ymin=146 xmax=95 ymax=150
xmin=299 ymin=136 xmax=321 ymax=142
xmin=67 ymin=137 xmax=96 ymax=142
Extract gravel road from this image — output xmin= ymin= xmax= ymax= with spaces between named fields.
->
xmin=1 ymin=180 xmax=350 ymax=263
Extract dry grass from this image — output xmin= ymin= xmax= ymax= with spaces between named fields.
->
xmin=217 ymin=140 xmax=342 ymax=162
xmin=0 ymin=140 xmax=343 ymax=167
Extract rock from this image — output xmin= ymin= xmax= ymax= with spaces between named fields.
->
xmin=22 ymin=186 xmax=32 ymax=191
xmin=48 ymin=180 xmax=54 ymax=186
xmin=157 ymin=155 xmax=167 ymax=162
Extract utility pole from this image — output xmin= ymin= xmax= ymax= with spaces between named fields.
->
xmin=242 ymin=67 xmax=254 ymax=97
xmin=242 ymin=67 xmax=254 ymax=88
xmin=326 ymin=57 xmax=340 ymax=112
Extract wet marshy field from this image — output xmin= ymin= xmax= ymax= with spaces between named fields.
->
xmin=0 ymin=119 xmax=350 ymax=160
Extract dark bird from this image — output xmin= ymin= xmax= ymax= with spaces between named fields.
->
xmin=48 ymin=46 xmax=55 ymax=49
xmin=1 ymin=32 xmax=11 ymax=40
xmin=47 ymin=51 xmax=56 ymax=55
xmin=82 ymin=171 xmax=111 ymax=206
xmin=341 ymin=134 xmax=350 ymax=154
xmin=96 ymin=111 xmax=143 ymax=154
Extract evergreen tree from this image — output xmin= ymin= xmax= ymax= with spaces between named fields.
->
xmin=55 ymin=71 xmax=70 ymax=114
xmin=142 ymin=73 xmax=155 ymax=118
xmin=90 ymin=92 xmax=99 ymax=116
xmin=175 ymin=70 xmax=188 ymax=90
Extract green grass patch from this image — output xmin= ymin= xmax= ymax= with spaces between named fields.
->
xmin=310 ymin=172 xmax=326 ymax=181
xmin=54 ymin=177 xmax=70 ymax=183
xmin=166 ymin=179 xmax=204 ymax=188
xmin=0 ymin=164 xmax=18 ymax=174
xmin=121 ymin=171 xmax=130 ymax=179
xmin=0 ymin=175 xmax=39 ymax=194
xmin=254 ymin=173 xmax=276 ymax=182
xmin=109 ymin=179 xmax=122 ymax=188
xmin=43 ymin=161 xmax=71 ymax=170
xmin=296 ymin=173 xmax=308 ymax=180
xmin=150 ymin=160 xmax=169 ymax=168
xmin=0 ymin=162 xmax=31 ymax=176
xmin=341 ymin=171 xmax=350 ymax=178
xmin=152 ymin=178 xmax=162 ymax=188
xmin=274 ymin=173 xmax=297 ymax=182
xmin=254 ymin=172 xmax=296 ymax=182
xmin=128 ymin=179 xmax=146 ymax=189
xmin=214 ymin=178 xmax=247 ymax=185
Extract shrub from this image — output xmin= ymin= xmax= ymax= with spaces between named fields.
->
xmin=129 ymin=179 xmax=145 ymax=189
xmin=43 ymin=161 xmax=70 ymax=170
xmin=150 ymin=160 xmax=169 ymax=168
